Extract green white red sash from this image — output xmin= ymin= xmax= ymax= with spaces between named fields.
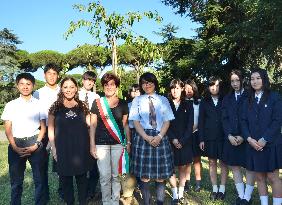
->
xmin=96 ymin=97 xmax=129 ymax=174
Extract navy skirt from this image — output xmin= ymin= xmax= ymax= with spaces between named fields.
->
xmin=171 ymin=141 xmax=193 ymax=166
xmin=191 ymin=131 xmax=203 ymax=157
xmin=203 ymin=140 xmax=224 ymax=160
xmin=131 ymin=129 xmax=174 ymax=179
xmin=245 ymin=143 xmax=282 ymax=172
xmin=222 ymin=140 xmax=246 ymax=167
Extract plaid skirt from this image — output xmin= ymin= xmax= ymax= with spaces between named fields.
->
xmin=131 ymin=129 xmax=174 ymax=179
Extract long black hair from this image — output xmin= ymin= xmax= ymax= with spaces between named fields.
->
xmin=203 ymin=76 xmax=223 ymax=100
xmin=168 ymin=79 xmax=186 ymax=101
xmin=184 ymin=79 xmax=200 ymax=104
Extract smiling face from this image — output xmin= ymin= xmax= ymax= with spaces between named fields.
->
xmin=61 ymin=80 xmax=78 ymax=100
xmin=103 ymin=79 xmax=117 ymax=97
xmin=44 ymin=69 xmax=58 ymax=87
xmin=230 ymin=74 xmax=241 ymax=92
xmin=209 ymin=80 xmax=220 ymax=96
xmin=17 ymin=78 xmax=34 ymax=97
xmin=250 ymin=72 xmax=263 ymax=92
xmin=171 ymin=83 xmax=183 ymax=100
xmin=82 ymin=78 xmax=95 ymax=91
xmin=141 ymin=80 xmax=156 ymax=95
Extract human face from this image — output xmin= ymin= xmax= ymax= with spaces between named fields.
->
xmin=209 ymin=80 xmax=220 ymax=96
xmin=82 ymin=79 xmax=95 ymax=91
xmin=171 ymin=84 xmax=183 ymax=100
xmin=250 ymin=72 xmax=263 ymax=92
xmin=185 ymin=84 xmax=194 ymax=99
xmin=44 ymin=69 xmax=58 ymax=87
xmin=103 ymin=79 xmax=117 ymax=97
xmin=230 ymin=74 xmax=241 ymax=92
xmin=61 ymin=80 xmax=78 ymax=100
xmin=130 ymin=88 xmax=140 ymax=99
xmin=17 ymin=78 xmax=34 ymax=98
xmin=141 ymin=80 xmax=156 ymax=95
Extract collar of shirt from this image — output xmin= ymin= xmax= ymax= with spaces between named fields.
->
xmin=19 ymin=95 xmax=36 ymax=103
xmin=255 ymin=91 xmax=263 ymax=102
xmin=211 ymin=96 xmax=219 ymax=106
xmin=44 ymin=84 xmax=60 ymax=92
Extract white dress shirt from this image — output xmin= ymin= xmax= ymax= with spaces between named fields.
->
xmin=33 ymin=85 xmax=60 ymax=125
xmin=1 ymin=96 xmax=46 ymax=138
xmin=255 ymin=91 xmax=263 ymax=104
xmin=78 ymin=89 xmax=100 ymax=109
xmin=129 ymin=93 xmax=175 ymax=131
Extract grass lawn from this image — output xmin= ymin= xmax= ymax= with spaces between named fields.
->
xmin=0 ymin=141 xmax=271 ymax=205
xmin=0 ymin=125 xmax=4 ymax=131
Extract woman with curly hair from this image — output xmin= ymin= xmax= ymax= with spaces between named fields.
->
xmin=48 ymin=76 xmax=93 ymax=205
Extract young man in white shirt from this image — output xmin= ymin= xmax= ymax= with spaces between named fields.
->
xmin=78 ymin=71 xmax=100 ymax=200
xmin=1 ymin=73 xmax=46 ymax=205
xmin=33 ymin=63 xmax=60 ymax=201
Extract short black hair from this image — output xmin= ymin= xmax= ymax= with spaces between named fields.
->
xmin=44 ymin=63 xmax=60 ymax=74
xmin=82 ymin=71 xmax=97 ymax=81
xmin=101 ymin=72 xmax=120 ymax=87
xmin=16 ymin=73 xmax=35 ymax=85
xmin=139 ymin=72 xmax=159 ymax=94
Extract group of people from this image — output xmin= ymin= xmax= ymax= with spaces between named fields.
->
xmin=1 ymin=63 xmax=282 ymax=205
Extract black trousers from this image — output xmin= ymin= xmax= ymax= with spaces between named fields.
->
xmin=61 ymin=173 xmax=88 ymax=205
xmin=87 ymin=159 xmax=99 ymax=197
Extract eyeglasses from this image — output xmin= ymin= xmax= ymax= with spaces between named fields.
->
xmin=141 ymin=81 xmax=154 ymax=86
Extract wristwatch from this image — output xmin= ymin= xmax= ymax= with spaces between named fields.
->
xmin=35 ymin=141 xmax=43 ymax=149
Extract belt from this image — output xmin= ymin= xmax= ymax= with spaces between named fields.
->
xmin=14 ymin=135 xmax=37 ymax=141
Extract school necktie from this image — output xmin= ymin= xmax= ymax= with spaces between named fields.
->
xmin=85 ymin=92 xmax=88 ymax=104
xmin=236 ymin=94 xmax=241 ymax=101
xmin=148 ymin=96 xmax=157 ymax=129
xmin=255 ymin=96 xmax=259 ymax=104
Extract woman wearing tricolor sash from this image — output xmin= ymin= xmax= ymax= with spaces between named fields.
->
xmin=129 ymin=72 xmax=175 ymax=205
xmin=89 ymin=73 xmax=131 ymax=205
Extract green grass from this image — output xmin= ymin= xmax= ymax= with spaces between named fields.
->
xmin=0 ymin=141 xmax=273 ymax=205
xmin=0 ymin=125 xmax=4 ymax=131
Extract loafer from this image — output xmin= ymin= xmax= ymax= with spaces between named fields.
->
xmin=210 ymin=192 xmax=217 ymax=201
xmin=184 ymin=181 xmax=191 ymax=192
xmin=216 ymin=192 xmax=225 ymax=200
xmin=194 ymin=184 xmax=201 ymax=192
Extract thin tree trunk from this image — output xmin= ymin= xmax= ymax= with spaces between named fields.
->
xmin=111 ymin=36 xmax=118 ymax=75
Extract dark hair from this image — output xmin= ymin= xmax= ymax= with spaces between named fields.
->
xmin=101 ymin=73 xmax=120 ymax=87
xmin=168 ymin=79 xmax=185 ymax=100
xmin=139 ymin=72 xmax=159 ymax=94
xmin=49 ymin=76 xmax=89 ymax=116
xmin=82 ymin=71 xmax=97 ymax=82
xmin=184 ymin=79 xmax=200 ymax=103
xmin=127 ymin=84 xmax=140 ymax=102
xmin=204 ymin=76 xmax=223 ymax=100
xmin=229 ymin=69 xmax=244 ymax=93
xmin=44 ymin=63 xmax=60 ymax=74
xmin=16 ymin=73 xmax=35 ymax=85
xmin=248 ymin=68 xmax=270 ymax=105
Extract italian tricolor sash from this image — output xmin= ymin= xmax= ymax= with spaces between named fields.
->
xmin=96 ymin=97 xmax=129 ymax=174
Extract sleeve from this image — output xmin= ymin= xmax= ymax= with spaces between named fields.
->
xmin=38 ymin=101 xmax=47 ymax=120
xmin=221 ymin=97 xmax=232 ymax=138
xmin=166 ymin=100 xmax=176 ymax=141
xmin=198 ymin=100 xmax=205 ymax=142
xmin=90 ymin=99 xmax=99 ymax=114
xmin=33 ymin=90 xmax=39 ymax=99
xmin=179 ymin=102 xmax=194 ymax=146
xmin=128 ymin=97 xmax=141 ymax=121
xmin=121 ymin=100 xmax=129 ymax=115
xmin=1 ymin=102 xmax=12 ymax=121
xmin=262 ymin=93 xmax=282 ymax=143
xmin=240 ymin=99 xmax=250 ymax=140
xmin=161 ymin=96 xmax=175 ymax=121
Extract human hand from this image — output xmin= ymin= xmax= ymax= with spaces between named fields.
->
xmin=126 ymin=143 xmax=131 ymax=154
xmin=90 ymin=145 xmax=98 ymax=159
xmin=151 ymin=135 xmax=162 ymax=147
xmin=199 ymin=141 xmax=205 ymax=151
xmin=257 ymin=138 xmax=267 ymax=150
xmin=247 ymin=137 xmax=263 ymax=151
xmin=228 ymin=135 xmax=238 ymax=146
xmin=11 ymin=144 xmax=30 ymax=157
xmin=52 ymin=147 xmax=57 ymax=161
xmin=235 ymin=136 xmax=244 ymax=145
xmin=172 ymin=139 xmax=182 ymax=149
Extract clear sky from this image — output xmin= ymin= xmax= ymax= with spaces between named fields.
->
xmin=1 ymin=0 xmax=198 ymax=79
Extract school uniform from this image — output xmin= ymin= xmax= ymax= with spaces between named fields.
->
xmin=241 ymin=91 xmax=282 ymax=172
xmin=221 ymin=90 xmax=247 ymax=167
xmin=78 ymin=89 xmax=100 ymax=109
xmin=1 ymin=96 xmax=46 ymax=205
xmin=198 ymin=96 xmax=224 ymax=160
xmin=128 ymin=93 xmax=175 ymax=179
xmin=167 ymin=100 xmax=194 ymax=166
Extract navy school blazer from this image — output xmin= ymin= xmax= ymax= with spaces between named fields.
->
xmin=167 ymin=100 xmax=194 ymax=146
xmin=221 ymin=91 xmax=247 ymax=139
xmin=240 ymin=91 xmax=282 ymax=145
xmin=198 ymin=97 xmax=224 ymax=142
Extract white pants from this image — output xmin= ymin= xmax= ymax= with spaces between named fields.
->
xmin=96 ymin=144 xmax=123 ymax=205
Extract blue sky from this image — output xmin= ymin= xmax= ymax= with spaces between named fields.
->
xmin=1 ymin=0 xmax=198 ymax=79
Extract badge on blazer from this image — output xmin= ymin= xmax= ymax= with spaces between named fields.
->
xmin=265 ymin=104 xmax=268 ymax=108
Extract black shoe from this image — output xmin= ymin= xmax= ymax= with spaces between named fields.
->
xmin=194 ymin=184 xmax=201 ymax=192
xmin=210 ymin=192 xmax=217 ymax=201
xmin=216 ymin=192 xmax=225 ymax=200
xmin=240 ymin=199 xmax=251 ymax=205
xmin=235 ymin=197 xmax=242 ymax=205
xmin=184 ymin=181 xmax=191 ymax=192
xmin=171 ymin=199 xmax=179 ymax=205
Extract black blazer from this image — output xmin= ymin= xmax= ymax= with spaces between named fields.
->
xmin=167 ymin=100 xmax=194 ymax=146
xmin=198 ymin=97 xmax=224 ymax=142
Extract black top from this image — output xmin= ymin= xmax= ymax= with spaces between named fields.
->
xmin=167 ymin=100 xmax=194 ymax=145
xmin=91 ymin=98 xmax=129 ymax=145
xmin=54 ymin=106 xmax=93 ymax=176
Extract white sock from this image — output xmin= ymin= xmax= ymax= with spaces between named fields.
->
xmin=235 ymin=182 xmax=244 ymax=199
xmin=273 ymin=197 xmax=282 ymax=205
xmin=212 ymin=185 xmax=218 ymax=193
xmin=260 ymin=195 xmax=268 ymax=205
xmin=219 ymin=185 xmax=225 ymax=193
xmin=178 ymin=186 xmax=184 ymax=199
xmin=171 ymin=187 xmax=178 ymax=199
xmin=243 ymin=184 xmax=254 ymax=201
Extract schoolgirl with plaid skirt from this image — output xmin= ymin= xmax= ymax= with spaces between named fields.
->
xmin=129 ymin=72 xmax=174 ymax=205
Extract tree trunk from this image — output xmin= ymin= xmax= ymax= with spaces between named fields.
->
xmin=111 ymin=36 xmax=118 ymax=75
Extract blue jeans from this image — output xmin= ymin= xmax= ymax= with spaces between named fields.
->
xmin=8 ymin=145 xmax=46 ymax=205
